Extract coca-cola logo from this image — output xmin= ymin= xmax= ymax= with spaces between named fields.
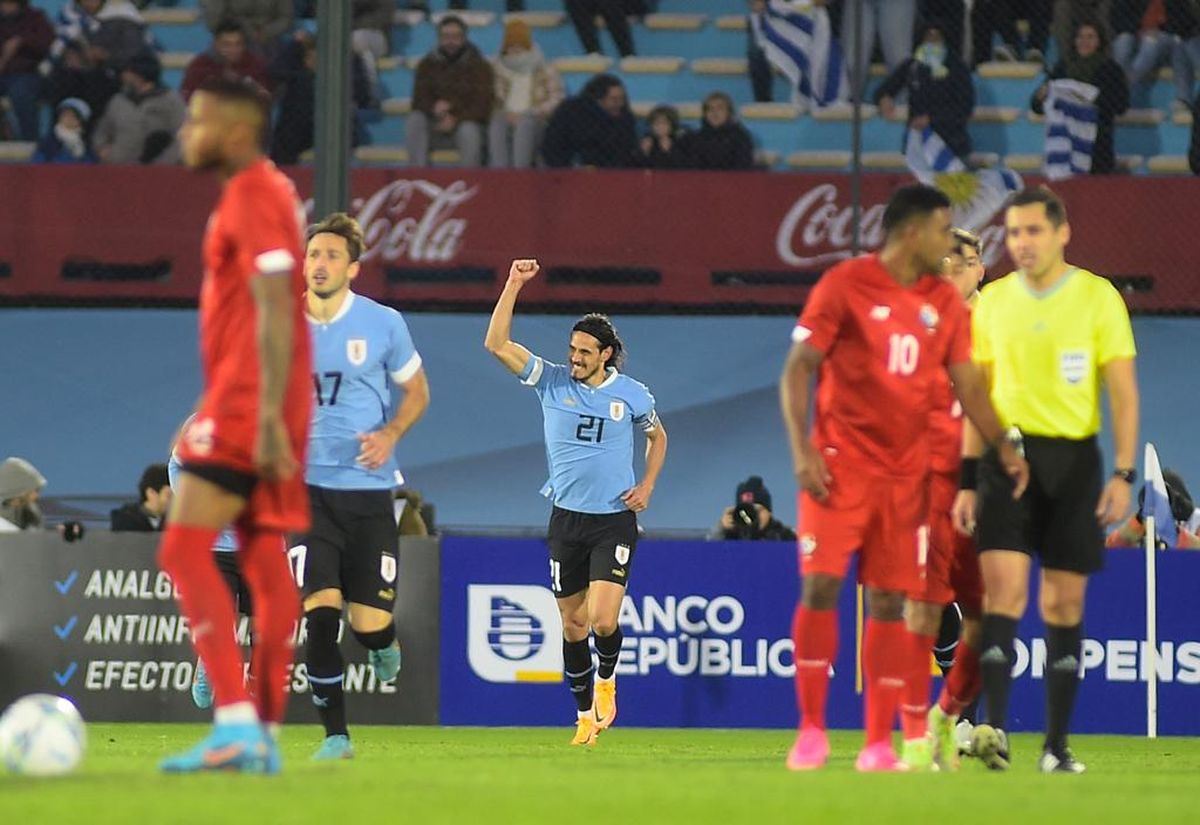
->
xmin=775 ymin=183 xmax=1009 ymax=270
xmin=305 ymin=179 xmax=478 ymax=264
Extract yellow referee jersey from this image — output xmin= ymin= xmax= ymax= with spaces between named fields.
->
xmin=972 ymin=267 xmax=1136 ymax=439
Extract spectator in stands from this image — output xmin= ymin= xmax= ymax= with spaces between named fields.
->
xmin=680 ymin=91 xmax=756 ymax=170
xmin=636 ymin=103 xmax=688 ymax=168
xmin=1031 ymin=17 xmax=1129 ymax=173
xmin=407 ymin=15 xmax=493 ymax=167
xmin=1052 ymin=0 xmax=1114 ymax=60
xmin=181 ymin=19 xmax=271 ymax=102
xmin=1191 ymin=89 xmax=1200 ymax=173
xmin=488 ymin=19 xmax=563 ymax=168
xmin=92 ymin=50 xmax=184 ymax=164
xmin=1166 ymin=0 xmax=1200 ymax=113
xmin=707 ymin=476 xmax=796 ymax=541
xmin=352 ymin=0 xmax=392 ymax=104
xmin=42 ymin=41 xmax=117 ymax=141
xmin=747 ymin=0 xmax=773 ymax=102
xmin=1111 ymin=0 xmax=1198 ymax=112
xmin=1106 ymin=467 xmax=1200 ymax=548
xmin=0 ymin=0 xmax=52 ymax=141
xmin=50 ymin=0 xmax=153 ymax=75
xmin=110 ymin=463 xmax=171 ymax=531
xmin=842 ymin=0 xmax=916 ymax=98
xmin=0 ymin=456 xmax=46 ymax=532
xmin=565 ymin=0 xmax=635 ymax=58
xmin=33 ymin=96 xmax=96 ymax=162
xmin=919 ymin=0 xmax=969 ymax=59
xmin=270 ymin=30 xmax=372 ymax=165
xmin=541 ymin=72 xmax=637 ymax=167
xmin=200 ymin=0 xmax=293 ymax=56
xmin=876 ymin=20 xmax=975 ymax=161
xmin=972 ymin=0 xmax=1051 ymax=64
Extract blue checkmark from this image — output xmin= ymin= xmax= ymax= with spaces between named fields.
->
xmin=53 ymin=662 xmax=77 ymax=687
xmin=54 ymin=571 xmax=78 ymax=594
xmin=54 ymin=616 xmax=78 ymax=640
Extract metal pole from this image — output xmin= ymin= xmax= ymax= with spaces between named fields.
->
xmin=849 ymin=0 xmax=864 ymax=255
xmin=314 ymin=0 xmax=353 ymax=216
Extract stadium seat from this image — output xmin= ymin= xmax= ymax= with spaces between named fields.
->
xmin=0 ymin=141 xmax=35 ymax=163
xmin=1147 ymin=155 xmax=1192 ymax=174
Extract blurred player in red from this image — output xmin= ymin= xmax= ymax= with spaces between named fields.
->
xmin=780 ymin=186 xmax=1027 ymax=772
xmin=901 ymin=228 xmax=988 ymax=771
xmin=158 ymin=78 xmax=312 ymax=775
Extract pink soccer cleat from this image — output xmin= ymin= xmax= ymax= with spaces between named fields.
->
xmin=855 ymin=742 xmax=910 ymax=773
xmin=785 ymin=727 xmax=830 ymax=771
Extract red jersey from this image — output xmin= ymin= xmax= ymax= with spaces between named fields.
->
xmin=187 ymin=158 xmax=311 ymax=474
xmin=793 ymin=254 xmax=971 ymax=478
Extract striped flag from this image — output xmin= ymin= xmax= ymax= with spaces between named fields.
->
xmin=750 ymin=2 xmax=848 ymax=110
xmin=1144 ymin=443 xmax=1178 ymax=548
xmin=1043 ymin=79 xmax=1099 ymax=181
xmin=905 ymin=126 xmax=1023 ymax=233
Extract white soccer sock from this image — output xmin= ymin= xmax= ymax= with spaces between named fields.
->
xmin=214 ymin=701 xmax=259 ymax=725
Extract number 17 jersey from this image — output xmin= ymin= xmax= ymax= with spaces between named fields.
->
xmin=792 ymin=254 xmax=970 ymax=478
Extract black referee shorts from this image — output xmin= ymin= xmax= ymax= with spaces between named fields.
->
xmin=976 ymin=434 xmax=1105 ymax=574
xmin=546 ymin=506 xmax=638 ymax=598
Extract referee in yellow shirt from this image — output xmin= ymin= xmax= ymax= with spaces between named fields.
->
xmin=953 ymin=187 xmax=1139 ymax=774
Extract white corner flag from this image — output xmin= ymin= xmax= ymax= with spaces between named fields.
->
xmin=1143 ymin=443 xmax=1171 ymax=739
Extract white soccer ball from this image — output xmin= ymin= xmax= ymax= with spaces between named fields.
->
xmin=0 ymin=694 xmax=87 ymax=776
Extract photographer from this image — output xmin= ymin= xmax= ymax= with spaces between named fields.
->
xmin=709 ymin=476 xmax=796 ymax=541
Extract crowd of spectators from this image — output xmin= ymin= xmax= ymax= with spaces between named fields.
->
xmin=0 ymin=0 xmax=1197 ymax=173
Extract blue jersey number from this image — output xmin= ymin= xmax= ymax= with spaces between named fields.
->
xmin=575 ymin=415 xmax=605 ymax=443
xmin=313 ymin=371 xmax=344 ymax=406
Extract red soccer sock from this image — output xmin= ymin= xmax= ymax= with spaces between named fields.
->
xmin=237 ymin=527 xmax=300 ymax=725
xmin=863 ymin=618 xmax=908 ymax=747
xmin=938 ymin=641 xmax=982 ymax=717
xmin=159 ymin=524 xmax=251 ymax=709
xmin=901 ymin=631 xmax=937 ymax=741
xmin=792 ymin=604 xmax=838 ymax=732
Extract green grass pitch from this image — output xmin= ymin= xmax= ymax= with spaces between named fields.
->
xmin=2 ymin=726 xmax=1197 ymax=824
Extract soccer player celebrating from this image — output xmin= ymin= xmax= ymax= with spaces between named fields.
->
xmin=780 ymin=186 xmax=1028 ymax=772
xmin=485 ymin=259 xmax=667 ymax=747
xmin=956 ymin=187 xmax=1139 ymax=773
xmin=159 ymin=78 xmax=312 ymax=774
xmin=299 ymin=212 xmax=430 ymax=760
xmin=904 ymin=229 xmax=988 ymax=771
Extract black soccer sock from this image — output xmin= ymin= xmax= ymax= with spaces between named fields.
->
xmin=562 ymin=638 xmax=594 ymax=714
xmin=1044 ymin=623 xmax=1083 ymax=755
xmin=353 ymin=623 xmax=396 ymax=651
xmin=306 ymin=607 xmax=348 ymax=738
xmin=979 ymin=614 xmax=1019 ymax=732
xmin=594 ymin=628 xmax=623 ymax=680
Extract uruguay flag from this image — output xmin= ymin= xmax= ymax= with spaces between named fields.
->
xmin=750 ymin=1 xmax=848 ymax=110
xmin=905 ymin=126 xmax=1023 ymax=233
xmin=1043 ymin=78 xmax=1099 ymax=181
xmin=1144 ymin=443 xmax=1178 ymax=548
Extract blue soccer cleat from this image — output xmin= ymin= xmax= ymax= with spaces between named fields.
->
xmin=368 ymin=643 xmax=402 ymax=682
xmin=160 ymin=722 xmax=271 ymax=774
xmin=191 ymin=660 xmax=213 ymax=709
xmin=312 ymin=734 xmax=355 ymax=761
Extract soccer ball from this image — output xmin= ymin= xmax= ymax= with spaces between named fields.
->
xmin=0 ymin=694 xmax=87 ymax=776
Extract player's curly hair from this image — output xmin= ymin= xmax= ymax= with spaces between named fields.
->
xmin=572 ymin=313 xmax=624 ymax=370
xmin=951 ymin=227 xmax=982 ymax=256
xmin=307 ymin=212 xmax=365 ymax=261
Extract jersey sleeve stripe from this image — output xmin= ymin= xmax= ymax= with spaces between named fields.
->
xmin=390 ymin=352 xmax=423 ymax=385
xmin=255 ymin=248 xmax=296 ymax=274
xmin=520 ymin=356 xmax=545 ymax=386
xmin=634 ymin=410 xmax=660 ymax=433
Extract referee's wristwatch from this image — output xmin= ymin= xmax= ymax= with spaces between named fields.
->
xmin=1112 ymin=468 xmax=1137 ymax=484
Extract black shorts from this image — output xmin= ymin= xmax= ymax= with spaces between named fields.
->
xmin=180 ymin=462 xmax=256 ymax=499
xmin=214 ymin=551 xmax=253 ymax=616
xmin=976 ymin=434 xmax=1105 ymax=574
xmin=297 ymin=486 xmax=399 ymax=611
xmin=546 ymin=506 xmax=638 ymax=598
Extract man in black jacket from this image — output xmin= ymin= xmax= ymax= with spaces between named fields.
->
xmin=542 ymin=73 xmax=637 ymax=168
xmin=709 ymin=476 xmax=797 ymax=541
xmin=110 ymin=462 xmax=170 ymax=531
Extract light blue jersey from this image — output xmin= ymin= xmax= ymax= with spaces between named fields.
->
xmin=306 ymin=292 xmax=423 ymax=490
xmin=167 ymin=454 xmax=237 ymax=551
xmin=519 ymin=355 xmax=658 ymax=514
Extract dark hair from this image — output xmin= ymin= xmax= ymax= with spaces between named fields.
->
xmin=438 ymin=14 xmax=468 ymax=32
xmin=702 ymin=91 xmax=736 ymax=120
xmin=1072 ymin=15 xmax=1110 ymax=53
xmin=1008 ymin=185 xmax=1068 ymax=227
xmin=213 ymin=18 xmax=247 ymax=39
xmin=307 ymin=212 xmax=365 ymax=261
xmin=571 ymin=313 xmax=624 ymax=369
xmin=138 ymin=463 xmax=170 ymax=502
xmin=647 ymin=104 xmax=680 ymax=133
xmin=196 ymin=76 xmax=272 ymax=138
xmin=882 ymin=184 xmax=951 ymax=235
xmin=951 ymin=227 xmax=982 ymax=256
xmin=582 ymin=73 xmax=625 ymax=102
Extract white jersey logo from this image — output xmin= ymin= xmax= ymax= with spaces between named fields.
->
xmin=610 ymin=401 xmax=626 ymax=422
xmin=347 ymin=338 xmax=368 ymax=366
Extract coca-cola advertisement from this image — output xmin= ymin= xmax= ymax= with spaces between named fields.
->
xmin=0 ymin=166 xmax=1191 ymax=312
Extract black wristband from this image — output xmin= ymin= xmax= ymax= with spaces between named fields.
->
xmin=1113 ymin=467 xmax=1137 ymax=484
xmin=960 ymin=457 xmax=980 ymax=491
